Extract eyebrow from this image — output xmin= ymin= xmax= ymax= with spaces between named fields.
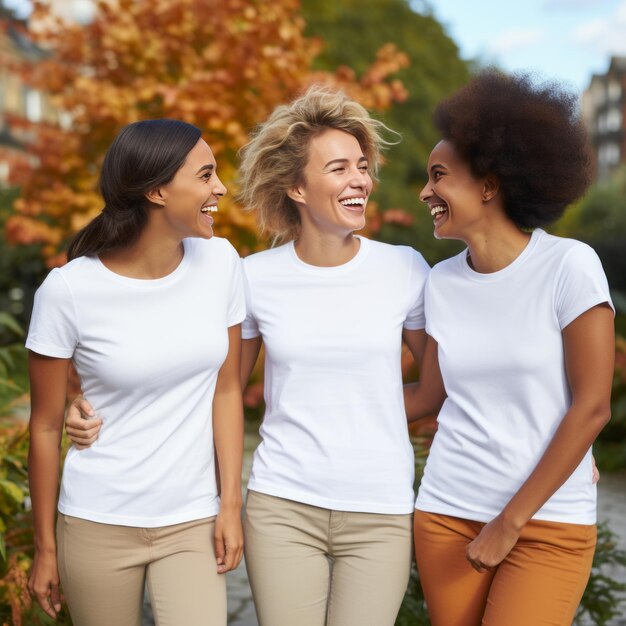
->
xmin=429 ymin=163 xmax=446 ymax=173
xmin=323 ymin=156 xmax=368 ymax=169
xmin=195 ymin=164 xmax=215 ymax=175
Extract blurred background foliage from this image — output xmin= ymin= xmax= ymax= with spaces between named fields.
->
xmin=1 ymin=0 xmax=625 ymax=623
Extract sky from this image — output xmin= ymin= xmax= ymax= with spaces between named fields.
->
xmin=5 ymin=0 xmax=626 ymax=95
xmin=417 ymin=0 xmax=626 ymax=93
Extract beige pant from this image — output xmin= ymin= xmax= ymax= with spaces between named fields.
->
xmin=243 ymin=490 xmax=413 ymax=626
xmin=56 ymin=514 xmax=226 ymax=626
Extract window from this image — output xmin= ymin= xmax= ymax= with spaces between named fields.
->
xmin=608 ymin=80 xmax=622 ymax=102
xmin=606 ymin=108 xmax=622 ymax=132
xmin=598 ymin=142 xmax=621 ymax=167
xmin=25 ymin=89 xmax=42 ymax=123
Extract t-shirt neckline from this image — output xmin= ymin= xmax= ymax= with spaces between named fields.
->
xmin=93 ymin=238 xmax=193 ymax=287
xmin=288 ymin=235 xmax=370 ymax=273
xmin=460 ymin=228 xmax=544 ymax=282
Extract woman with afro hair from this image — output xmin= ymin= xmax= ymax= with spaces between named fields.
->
xmin=404 ymin=69 xmax=615 ymax=626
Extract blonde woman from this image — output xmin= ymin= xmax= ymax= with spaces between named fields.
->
xmin=231 ymin=87 xmax=430 ymax=626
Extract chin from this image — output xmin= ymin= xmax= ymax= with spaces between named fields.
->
xmin=433 ymin=226 xmax=459 ymax=241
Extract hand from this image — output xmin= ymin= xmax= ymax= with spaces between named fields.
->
xmin=29 ymin=550 xmax=62 ymax=618
xmin=65 ymin=396 xmax=102 ymax=449
xmin=214 ymin=506 xmax=244 ymax=574
xmin=592 ymin=455 xmax=600 ymax=484
xmin=465 ymin=513 xmax=521 ymax=573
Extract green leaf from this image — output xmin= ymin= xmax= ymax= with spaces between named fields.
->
xmin=0 ymin=478 xmax=25 ymax=504
xmin=0 ymin=312 xmax=23 ymax=337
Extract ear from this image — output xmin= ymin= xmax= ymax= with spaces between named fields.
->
xmin=286 ymin=183 xmax=306 ymax=205
xmin=482 ymin=174 xmax=499 ymax=203
xmin=145 ymin=187 xmax=166 ymax=207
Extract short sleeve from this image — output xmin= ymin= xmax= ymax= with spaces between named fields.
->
xmin=403 ymin=249 xmax=431 ymax=330
xmin=555 ymin=243 xmax=614 ymax=330
xmin=226 ymin=246 xmax=246 ymax=327
xmin=241 ymin=260 xmax=260 ymax=339
xmin=26 ymin=269 xmax=78 ymax=358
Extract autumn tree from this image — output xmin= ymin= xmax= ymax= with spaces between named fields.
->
xmin=5 ymin=0 xmax=409 ymax=264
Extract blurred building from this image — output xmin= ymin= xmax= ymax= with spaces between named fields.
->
xmin=582 ymin=56 xmax=626 ymax=182
xmin=0 ymin=0 xmax=86 ymax=188
xmin=0 ymin=8 xmax=57 ymax=187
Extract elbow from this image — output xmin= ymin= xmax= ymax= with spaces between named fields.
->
xmin=594 ymin=405 xmax=612 ymax=429
xmin=584 ymin=402 xmax=612 ymax=431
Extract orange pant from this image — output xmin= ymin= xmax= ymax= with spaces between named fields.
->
xmin=414 ymin=510 xmax=596 ymax=626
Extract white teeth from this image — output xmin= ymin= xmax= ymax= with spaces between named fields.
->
xmin=430 ymin=205 xmax=447 ymax=216
xmin=201 ymin=205 xmax=218 ymax=213
xmin=340 ymin=197 xmax=365 ymax=206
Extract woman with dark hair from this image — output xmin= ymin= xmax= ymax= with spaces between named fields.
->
xmin=405 ymin=70 xmax=615 ymax=626
xmin=27 ymin=119 xmax=244 ymax=626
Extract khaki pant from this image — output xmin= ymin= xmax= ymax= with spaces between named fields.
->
xmin=56 ymin=514 xmax=226 ymax=626
xmin=243 ymin=490 xmax=413 ymax=626
xmin=413 ymin=510 xmax=596 ymax=626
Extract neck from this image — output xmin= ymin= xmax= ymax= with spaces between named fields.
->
xmin=100 ymin=227 xmax=184 ymax=279
xmin=293 ymin=229 xmax=360 ymax=267
xmin=465 ymin=223 xmax=532 ymax=274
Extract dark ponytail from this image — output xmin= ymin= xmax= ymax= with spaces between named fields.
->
xmin=67 ymin=119 xmax=202 ymax=260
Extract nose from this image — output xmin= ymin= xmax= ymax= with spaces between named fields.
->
xmin=419 ymin=180 xmax=432 ymax=203
xmin=350 ymin=166 xmax=370 ymax=189
xmin=213 ymin=174 xmax=227 ymax=197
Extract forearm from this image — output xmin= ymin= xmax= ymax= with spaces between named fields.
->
xmin=28 ymin=428 xmax=62 ymax=553
xmin=404 ymin=381 xmax=445 ymax=423
xmin=404 ymin=334 xmax=446 ymax=423
xmin=502 ymin=402 xmax=610 ymax=530
xmin=212 ymin=388 xmax=244 ymax=508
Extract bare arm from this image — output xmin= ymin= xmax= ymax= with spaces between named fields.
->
xmin=466 ymin=304 xmax=614 ymax=572
xmin=212 ymin=324 xmax=245 ymax=573
xmin=241 ymin=336 xmax=262 ymax=390
xmin=402 ymin=328 xmax=427 ymax=370
xmin=27 ymin=352 xmax=70 ymax=618
xmin=403 ymin=334 xmax=447 ymax=423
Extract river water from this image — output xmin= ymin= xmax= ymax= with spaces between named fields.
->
xmin=144 ymin=434 xmax=626 ymax=626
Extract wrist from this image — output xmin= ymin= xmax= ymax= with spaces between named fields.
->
xmin=500 ymin=508 xmax=527 ymax=533
xmin=219 ymin=494 xmax=243 ymax=511
xmin=35 ymin=542 xmax=57 ymax=556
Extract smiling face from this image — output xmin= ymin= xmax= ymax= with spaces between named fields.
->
xmin=288 ymin=128 xmax=372 ymax=237
xmin=419 ymin=140 xmax=492 ymax=241
xmin=150 ymin=138 xmax=226 ymax=240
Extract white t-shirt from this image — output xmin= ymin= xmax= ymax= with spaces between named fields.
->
xmin=415 ymin=229 xmax=613 ymax=524
xmin=242 ymin=236 xmax=430 ymax=514
xmin=26 ymin=237 xmax=245 ymax=527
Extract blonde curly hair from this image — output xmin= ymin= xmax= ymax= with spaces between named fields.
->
xmin=237 ymin=85 xmax=396 ymax=244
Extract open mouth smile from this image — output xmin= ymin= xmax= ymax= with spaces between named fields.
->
xmin=339 ymin=196 xmax=366 ymax=210
xmin=430 ymin=204 xmax=448 ymax=225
